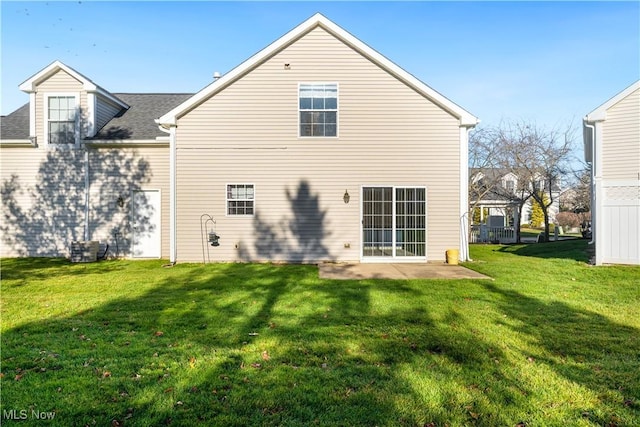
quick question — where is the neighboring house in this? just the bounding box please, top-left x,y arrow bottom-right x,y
583,81 -> 640,265
469,168 -> 561,242
1,13 -> 478,263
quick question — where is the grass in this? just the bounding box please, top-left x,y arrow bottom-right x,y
1,240 -> 639,426
519,227 -> 583,240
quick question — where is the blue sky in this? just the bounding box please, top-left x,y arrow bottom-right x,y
2,1 -> 639,135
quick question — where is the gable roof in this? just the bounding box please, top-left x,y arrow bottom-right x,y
584,80 -> 640,122
19,60 -> 129,110
157,13 -> 478,128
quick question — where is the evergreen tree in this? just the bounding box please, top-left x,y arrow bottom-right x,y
529,192 -> 548,228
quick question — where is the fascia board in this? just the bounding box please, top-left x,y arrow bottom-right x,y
19,60 -> 128,109
585,80 -> 640,123
157,13 -> 478,128
93,90 -> 130,111
89,88 -> 129,110
317,15 -> 478,127
157,14 -> 323,126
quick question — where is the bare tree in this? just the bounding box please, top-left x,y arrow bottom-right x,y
468,126 -> 508,219
496,120 -> 576,242
469,127 -> 512,234
561,164 -> 591,214
469,124 -> 532,243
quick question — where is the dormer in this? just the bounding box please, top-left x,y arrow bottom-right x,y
18,61 -> 129,148
501,171 -> 518,194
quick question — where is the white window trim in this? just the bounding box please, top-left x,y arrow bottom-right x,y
298,82 -> 339,139
225,183 -> 256,217
43,92 -> 81,149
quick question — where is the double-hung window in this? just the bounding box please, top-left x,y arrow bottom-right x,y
505,180 -> 515,193
299,83 -> 337,137
227,184 -> 254,216
47,95 -> 78,145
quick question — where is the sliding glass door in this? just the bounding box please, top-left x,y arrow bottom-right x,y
362,186 -> 426,260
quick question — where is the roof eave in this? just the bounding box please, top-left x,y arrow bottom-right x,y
584,80 -> 640,123
157,13 -> 478,128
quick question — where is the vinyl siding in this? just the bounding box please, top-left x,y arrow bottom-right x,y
0,144 -> 170,258
175,27 -> 461,263
95,95 -> 123,134
596,86 -> 640,265
601,87 -> 640,180
0,146 -> 86,257
87,146 -> 170,259
34,69 -> 88,145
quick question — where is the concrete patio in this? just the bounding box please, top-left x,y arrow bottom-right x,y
318,262 -> 491,280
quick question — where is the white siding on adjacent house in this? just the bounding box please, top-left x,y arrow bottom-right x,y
601,87 -> 640,180
175,27 -> 461,263
593,86 -> 640,265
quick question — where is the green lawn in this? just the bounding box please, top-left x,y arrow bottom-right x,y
1,241 -> 639,426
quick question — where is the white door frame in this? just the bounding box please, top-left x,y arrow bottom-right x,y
131,189 -> 162,258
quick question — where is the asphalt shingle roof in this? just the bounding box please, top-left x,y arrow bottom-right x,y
0,103 -> 30,140
0,93 -> 193,142
91,93 -> 192,140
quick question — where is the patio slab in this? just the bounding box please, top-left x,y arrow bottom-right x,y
318,262 -> 491,280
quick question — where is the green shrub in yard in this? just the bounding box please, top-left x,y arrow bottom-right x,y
1,241 -> 639,426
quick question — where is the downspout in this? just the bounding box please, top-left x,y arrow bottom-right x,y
84,147 -> 90,241
169,126 -> 177,264
157,122 -> 177,265
84,95 -> 97,243
459,126 -> 471,261
583,122 -> 596,245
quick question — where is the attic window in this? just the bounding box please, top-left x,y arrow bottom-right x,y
299,84 -> 337,137
47,95 -> 77,145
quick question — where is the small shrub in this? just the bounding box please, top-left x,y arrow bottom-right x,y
556,211 -> 581,229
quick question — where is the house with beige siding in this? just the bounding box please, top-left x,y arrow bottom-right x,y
583,80 -> 640,265
1,13 -> 478,263
0,61 -> 189,259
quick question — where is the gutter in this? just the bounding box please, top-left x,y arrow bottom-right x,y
84,139 -> 170,148
0,139 -> 34,147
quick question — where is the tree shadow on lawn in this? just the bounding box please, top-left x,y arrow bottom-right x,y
0,258 -> 133,282
5,263 -> 636,425
482,282 -> 640,425
497,239 -> 590,263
